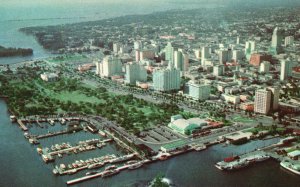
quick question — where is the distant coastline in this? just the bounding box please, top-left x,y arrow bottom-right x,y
0,46 -> 33,58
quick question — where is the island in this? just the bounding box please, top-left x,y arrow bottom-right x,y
0,45 -> 33,57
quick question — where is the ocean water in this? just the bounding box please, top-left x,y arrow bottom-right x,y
0,100 -> 300,187
0,1 -> 218,64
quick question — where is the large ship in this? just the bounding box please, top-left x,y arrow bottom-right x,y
280,160 -> 300,175
216,158 -> 248,171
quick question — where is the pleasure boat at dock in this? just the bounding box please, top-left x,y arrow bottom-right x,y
109,154 -> 135,163
86,171 -> 99,176
88,162 -> 105,169
102,169 -> 120,178
128,162 -> 143,170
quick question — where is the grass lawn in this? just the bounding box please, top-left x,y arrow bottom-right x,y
53,91 -> 104,104
232,116 -> 254,123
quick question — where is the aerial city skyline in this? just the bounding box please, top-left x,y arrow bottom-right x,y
0,0 -> 300,186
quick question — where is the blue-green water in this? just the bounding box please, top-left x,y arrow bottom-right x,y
1,1 -> 300,186
0,1 -> 218,64
1,100 -> 300,187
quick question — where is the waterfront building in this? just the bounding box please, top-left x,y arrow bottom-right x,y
254,89 -> 271,114
186,81 -> 211,101
259,61 -> 270,73
168,115 -> 208,135
125,62 -> 147,85
284,36 -> 294,47
201,46 -> 210,66
280,60 -> 297,81
270,27 -> 284,55
97,56 -> 122,78
153,66 -> 180,92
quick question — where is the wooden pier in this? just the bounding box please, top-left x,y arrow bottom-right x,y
36,130 -> 69,139
17,119 -> 28,131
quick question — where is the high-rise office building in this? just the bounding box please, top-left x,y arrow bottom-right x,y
259,61 -> 270,73
232,50 -> 244,63
270,27 -> 284,55
165,42 -> 174,63
153,67 -> 180,91
125,62 -> 147,85
201,46 -> 210,66
254,89 -> 271,114
187,81 -> 211,101
284,36 -> 294,47
267,87 -> 279,111
113,43 -> 120,54
280,60 -> 297,81
245,41 -> 256,60
213,65 -> 224,76
97,56 -> 122,78
174,49 -> 189,72
219,49 -> 232,64
249,53 -> 272,67
134,41 -> 143,50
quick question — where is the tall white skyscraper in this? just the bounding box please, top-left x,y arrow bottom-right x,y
125,62 -> 147,85
270,27 -> 284,54
280,60 -> 297,81
232,50 -> 244,62
187,81 -> 211,101
254,89 -> 271,114
113,43 -> 120,54
153,67 -> 180,92
174,49 -> 189,72
271,27 -> 283,48
201,46 -> 210,66
165,42 -> 174,63
245,41 -> 256,60
267,87 -> 279,111
97,56 -> 122,78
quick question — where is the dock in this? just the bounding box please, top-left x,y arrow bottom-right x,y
17,119 -> 28,131
36,120 -> 43,128
66,160 -> 149,185
36,130 -> 69,139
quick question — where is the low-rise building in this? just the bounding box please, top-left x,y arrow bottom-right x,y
168,115 -> 208,135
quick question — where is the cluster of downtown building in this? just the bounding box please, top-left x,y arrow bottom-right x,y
93,25 -> 300,115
